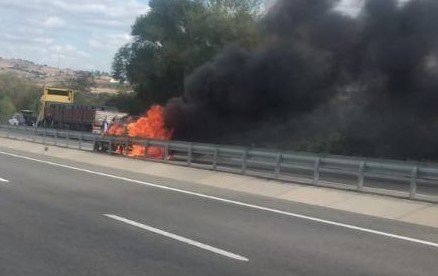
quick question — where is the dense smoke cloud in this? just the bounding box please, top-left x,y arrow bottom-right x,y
166,0 -> 438,160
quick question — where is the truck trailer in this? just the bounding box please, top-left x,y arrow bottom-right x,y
36,86 -> 127,134
42,103 -> 128,133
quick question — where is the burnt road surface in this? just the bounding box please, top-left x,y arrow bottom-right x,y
0,146 -> 437,276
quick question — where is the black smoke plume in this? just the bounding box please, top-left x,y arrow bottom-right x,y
166,0 -> 438,160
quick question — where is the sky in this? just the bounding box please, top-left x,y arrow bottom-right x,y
0,0 -> 149,72
0,0 -> 365,73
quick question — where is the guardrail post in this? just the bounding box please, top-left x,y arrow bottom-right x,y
275,153 -> 282,179
92,135 -> 97,151
66,131 -> 70,148
410,166 -> 419,199
357,161 -> 366,192
187,143 -> 193,166
79,133 -> 83,150
212,148 -> 218,170
19,126 -> 24,141
313,157 -> 321,185
54,130 -> 58,146
165,141 -> 170,162
106,137 -> 112,154
125,136 -> 130,155
143,140 -> 149,159
242,149 -> 248,174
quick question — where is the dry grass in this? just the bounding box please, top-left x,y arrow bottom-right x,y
0,57 -> 117,94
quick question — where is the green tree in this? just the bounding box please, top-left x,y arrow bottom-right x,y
112,45 -> 131,84
112,0 -> 262,109
105,91 -> 145,114
0,95 -> 17,122
0,72 -> 41,113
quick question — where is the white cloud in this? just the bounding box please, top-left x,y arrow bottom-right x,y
32,37 -> 54,44
0,33 -> 21,41
0,0 -> 149,71
89,33 -> 132,49
50,44 -> 90,58
84,18 -> 126,28
43,16 -> 66,28
335,0 -> 412,16
335,0 -> 365,16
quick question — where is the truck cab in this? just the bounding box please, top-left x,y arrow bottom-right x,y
9,110 -> 36,126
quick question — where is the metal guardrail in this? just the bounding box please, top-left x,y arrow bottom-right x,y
0,125 -> 437,203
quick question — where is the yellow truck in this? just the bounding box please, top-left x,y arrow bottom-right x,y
36,86 -> 127,133
36,87 -> 74,126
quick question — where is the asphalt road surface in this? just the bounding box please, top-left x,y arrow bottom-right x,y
0,147 -> 438,276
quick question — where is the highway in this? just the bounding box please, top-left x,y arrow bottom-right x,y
0,147 -> 437,275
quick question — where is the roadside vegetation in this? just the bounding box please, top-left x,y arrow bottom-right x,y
0,73 -> 40,122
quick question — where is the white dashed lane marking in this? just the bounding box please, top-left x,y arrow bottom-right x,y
105,214 -> 249,262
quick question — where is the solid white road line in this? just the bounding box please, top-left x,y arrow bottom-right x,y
1,150 -> 438,249
105,214 -> 249,262
0,177 -> 9,183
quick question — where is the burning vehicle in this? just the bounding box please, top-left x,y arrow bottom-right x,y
93,105 -> 173,159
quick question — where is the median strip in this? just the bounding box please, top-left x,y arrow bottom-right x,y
104,214 -> 249,262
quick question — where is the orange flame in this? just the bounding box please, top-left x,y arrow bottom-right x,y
127,105 -> 173,140
107,124 -> 125,136
107,105 -> 173,159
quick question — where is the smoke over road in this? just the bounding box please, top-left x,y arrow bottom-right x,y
166,0 -> 438,160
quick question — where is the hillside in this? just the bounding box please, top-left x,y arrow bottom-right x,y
0,57 -> 119,94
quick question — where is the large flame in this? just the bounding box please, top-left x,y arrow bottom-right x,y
107,105 -> 173,158
127,105 -> 173,140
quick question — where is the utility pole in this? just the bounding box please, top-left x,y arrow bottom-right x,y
57,52 -> 60,71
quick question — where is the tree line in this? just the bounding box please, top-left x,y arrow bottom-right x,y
111,0 -> 263,108
0,73 -> 41,122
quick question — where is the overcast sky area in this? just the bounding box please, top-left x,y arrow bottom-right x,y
0,0 -> 149,72
0,0 -> 367,72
